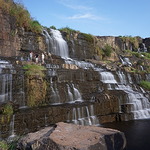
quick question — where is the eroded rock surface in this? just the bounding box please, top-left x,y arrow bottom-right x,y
18,122 -> 126,150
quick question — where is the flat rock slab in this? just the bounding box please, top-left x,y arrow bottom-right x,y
18,122 -> 126,150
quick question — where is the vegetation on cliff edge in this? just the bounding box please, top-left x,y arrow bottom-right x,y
23,64 -> 47,107
59,27 -> 94,43
102,44 -> 113,57
23,64 -> 45,77
140,80 -> 150,90
119,36 -> 141,50
2,103 -> 13,115
0,0 -> 42,33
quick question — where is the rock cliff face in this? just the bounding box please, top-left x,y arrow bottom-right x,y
143,38 -> 150,52
18,122 -> 126,150
0,9 -> 20,56
0,8 -> 46,57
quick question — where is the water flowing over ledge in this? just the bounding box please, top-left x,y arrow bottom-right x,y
0,29 -> 150,140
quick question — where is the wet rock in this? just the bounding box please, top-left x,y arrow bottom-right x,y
18,122 -> 126,150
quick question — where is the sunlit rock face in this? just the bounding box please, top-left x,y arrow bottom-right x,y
0,9 -> 20,56
18,122 -> 126,150
0,8 -> 46,57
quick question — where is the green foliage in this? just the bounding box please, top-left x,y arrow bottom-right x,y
0,0 -> 42,33
23,64 -> 46,77
0,141 -> 8,150
2,103 -> 13,115
29,20 -> 42,33
80,33 -> 94,43
131,51 -> 141,58
141,52 -> 150,59
59,27 -> 79,41
59,26 -> 78,34
50,25 -> 57,30
102,44 -> 112,57
140,80 -> 150,90
0,137 -> 20,150
124,50 -> 149,59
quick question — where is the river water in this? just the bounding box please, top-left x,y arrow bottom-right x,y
103,119 -> 150,150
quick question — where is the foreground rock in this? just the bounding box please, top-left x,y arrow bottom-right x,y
18,122 -> 126,150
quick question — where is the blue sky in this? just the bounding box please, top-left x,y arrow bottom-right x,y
14,0 -> 150,38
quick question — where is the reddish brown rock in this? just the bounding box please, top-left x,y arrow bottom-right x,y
18,122 -> 126,150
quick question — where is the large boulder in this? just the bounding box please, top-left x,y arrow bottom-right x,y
18,122 -> 126,150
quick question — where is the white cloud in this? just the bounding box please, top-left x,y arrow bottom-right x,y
64,4 -> 93,11
67,13 -> 104,20
57,0 -> 93,11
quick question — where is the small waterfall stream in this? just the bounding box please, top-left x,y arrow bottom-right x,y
8,114 -> 16,141
72,84 -> 82,102
67,84 -> 74,102
69,105 -> 99,126
50,78 -> 61,104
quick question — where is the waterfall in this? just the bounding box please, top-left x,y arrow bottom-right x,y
67,84 -> 74,102
65,58 -> 94,69
8,115 -> 16,141
0,60 -> 13,103
142,43 -> 147,52
43,29 -> 53,53
94,62 -> 150,120
72,108 -> 78,124
67,84 -> 83,103
69,105 -> 99,126
85,106 -> 92,125
50,79 -> 60,104
99,68 -> 150,120
72,84 -> 82,102
127,73 -> 133,83
43,29 -> 69,58
44,114 -> 48,127
90,105 -> 99,125
119,56 -> 132,66
117,71 -> 127,84
100,71 -> 117,84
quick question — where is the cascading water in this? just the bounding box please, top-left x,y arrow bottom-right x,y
119,56 -> 132,66
142,43 -> 147,52
100,71 -> 117,84
67,84 -> 74,102
69,105 -> 99,126
44,114 -> 48,127
49,77 -> 61,104
72,84 -> 82,102
65,58 -> 94,69
43,29 -> 69,58
8,114 -> 16,141
0,60 -> 13,103
66,84 -> 83,103
99,68 -> 150,119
